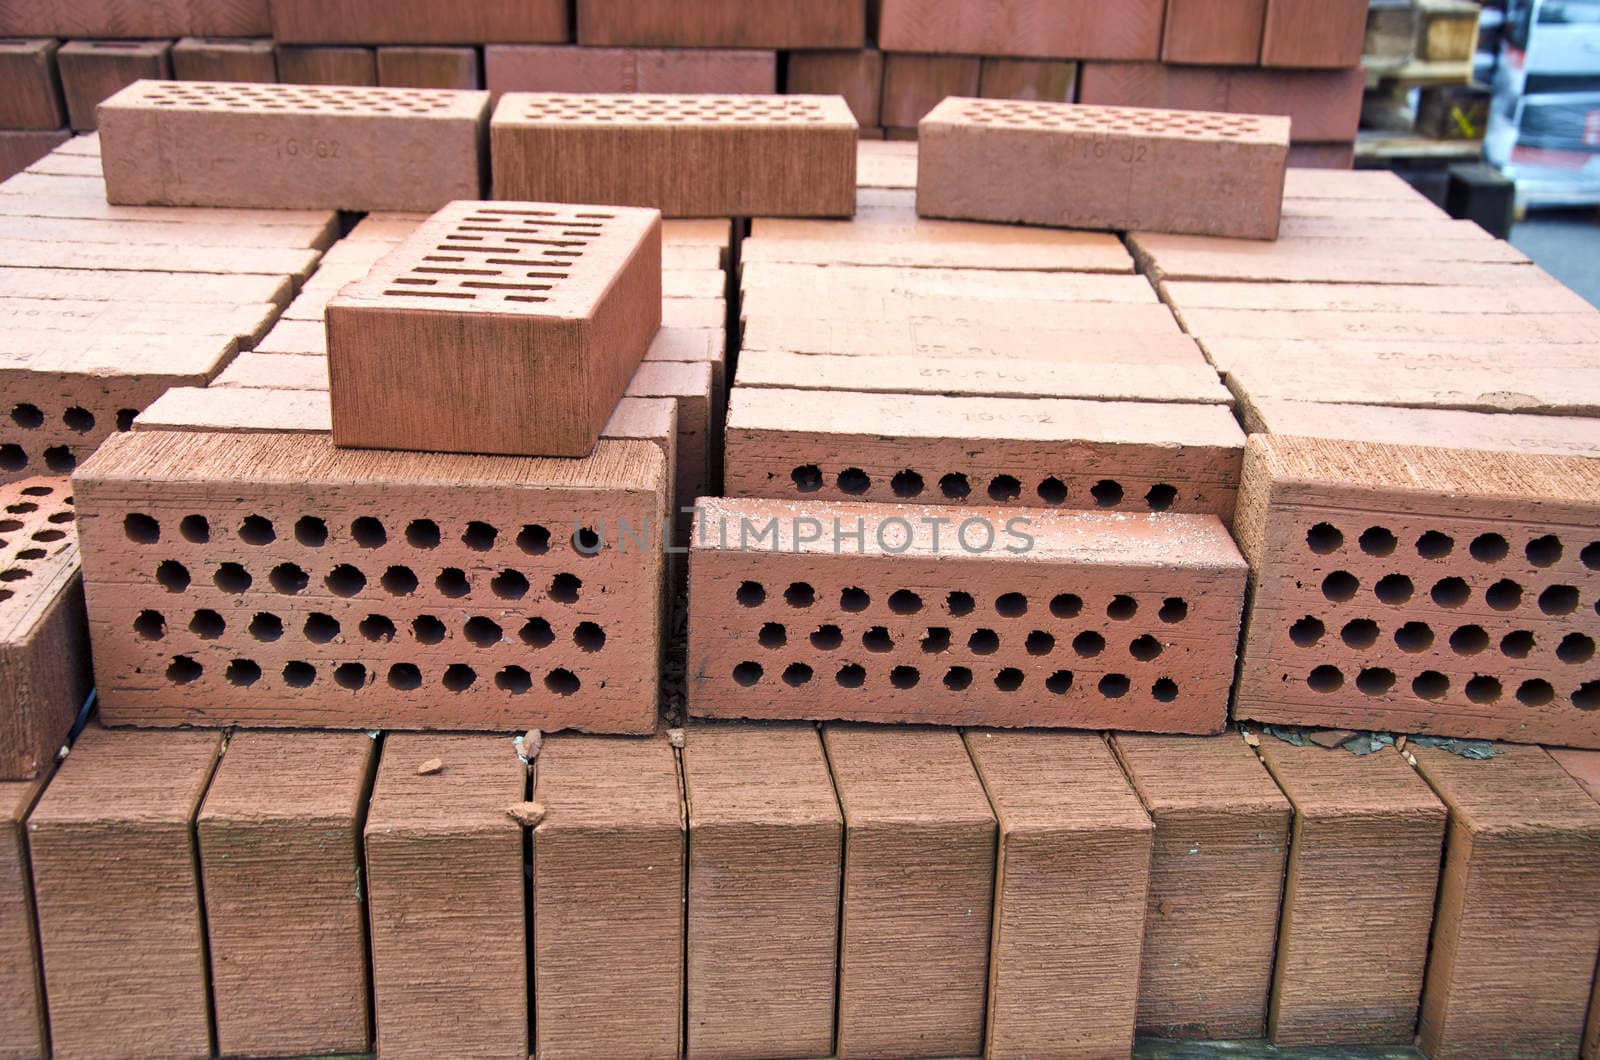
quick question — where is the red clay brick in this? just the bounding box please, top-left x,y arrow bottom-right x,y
1410,744 -> 1600,1059
1183,306 -> 1600,344
1079,61 -> 1365,142
1163,277 -> 1595,316
689,496 -> 1246,729
741,260 -> 1157,303
28,725 -> 223,1059
0,130 -> 69,184
275,44 -> 376,85
1111,731 -> 1291,1039
1131,234 -> 1538,286
745,289 -> 1183,339
880,53 -> 978,127
627,359 -> 714,526
377,46 -> 480,89
1162,0 -> 1266,64
0,234 -> 320,278
878,0 -> 1163,59
787,49 -> 883,126
326,200 -> 660,458
1237,398 -> 1600,460
0,39 -> 65,129
56,39 -> 171,131
171,36 -> 276,82
1287,141 -> 1356,168
272,0 -> 566,43
0,768 -> 48,1059
74,429 -> 667,733
533,734 -> 683,1058
978,57 -> 1076,101
1235,436 -> 1600,746
681,721 -> 840,1059
100,81 -> 489,211
492,93 -> 857,218
1262,0 -> 1368,68
0,478 -> 89,780
578,0 -> 862,48
0,213 -> 335,250
0,0 -> 268,37
918,98 -> 1289,240
133,384 -> 335,434
484,45 -> 777,99
967,729 -> 1151,1056
1256,738 -> 1446,1046
1549,748 -> 1600,1060
364,732 -> 527,1059
198,730 -> 376,1058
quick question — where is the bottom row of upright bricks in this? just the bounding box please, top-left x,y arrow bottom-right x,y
4,720 -> 1600,1059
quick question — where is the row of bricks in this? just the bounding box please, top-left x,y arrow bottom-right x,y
4,723 -> 1599,1059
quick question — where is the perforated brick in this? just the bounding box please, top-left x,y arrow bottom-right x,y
492,93 -> 857,218
788,49 -> 882,126
533,734 -> 683,1059
327,199 -> 661,457
967,729 -> 1152,1057
878,0 -> 1164,60
1411,744 -> 1600,1059
0,0 -> 268,37
1079,61 -> 1365,143
1162,0 -> 1267,64
0,477 -> 89,780
271,0 -> 567,44
57,39 -> 171,131
199,730 -> 375,1057
0,39 -> 65,129
689,497 -> 1246,729
576,0 -> 862,48
1257,738 -> 1445,1047
1235,436 -> 1600,747
919,98 -> 1288,240
274,44 -> 376,85
27,725 -> 223,1060
0,768 -> 48,1058
723,387 -> 1245,520
171,36 -> 277,82
74,429 -> 667,733
365,732 -> 526,1059
99,80 -> 489,211
485,45 -> 777,98
1110,731 -> 1291,1040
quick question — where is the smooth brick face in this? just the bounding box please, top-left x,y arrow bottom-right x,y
1411,745 -> 1600,1059
1239,400 -> 1600,461
365,732 -> 526,1059
485,45 -> 776,98
1262,0 -> 1368,67
918,98 -> 1289,240
0,478 -> 89,781
533,735 -> 683,1059
100,80 -> 488,211
492,93 -> 857,218
74,430 -> 666,733
1234,436 -> 1600,747
1257,739 -> 1446,1046
823,724 -> 994,1058
0,39 -> 65,129
681,722 -> 840,1060
978,57 -> 1076,102
28,726 -> 223,1060
1288,141 -> 1355,168
1549,749 -> 1600,1060
377,46 -> 480,89
275,44 -> 376,85
1163,0 -> 1266,63
326,200 -> 662,458
689,497 -> 1247,730
0,770 -> 48,1058
878,0 -> 1163,59
881,53 -> 978,127
0,0 -> 269,37
577,0 -> 863,48
0,130 -> 70,183
171,36 -> 276,82
1111,732 -> 1291,1039
272,0 -> 567,43
787,49 -> 883,126
967,729 -> 1152,1057
199,731 -> 375,1057
1080,62 -> 1365,143
57,40 -> 171,131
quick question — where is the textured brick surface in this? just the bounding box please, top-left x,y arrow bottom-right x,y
100,80 -> 489,211
272,0 -> 567,43
967,729 -> 1152,1057
1080,62 -> 1365,143
681,721 -> 840,1060
918,98 -> 1289,240
1262,0 -> 1369,67
275,44 -> 376,85
1237,399 -> 1600,460
28,725 -> 223,1060
326,200 -> 661,457
1163,0 -> 1266,64
171,36 -> 276,82
492,93 -> 857,218
742,260 -> 1155,302
199,730 -> 375,1058
1256,738 -> 1445,1046
1112,732 -> 1291,1039
576,0 -> 863,49
823,724 -> 994,1058
0,0 -> 269,37
787,49 -> 883,126
690,497 -> 1246,730
57,39 -> 171,131
881,53 -> 978,127
0,768 -> 48,1059
377,46 -> 480,89
365,732 -> 526,1059
1163,277 -> 1595,316
0,38 -> 65,129
0,130 -> 69,184
978,57 -> 1076,102
75,430 -> 666,733
485,45 -> 777,98
1235,436 -> 1600,747
1287,141 -> 1356,168
627,359 -> 713,532
878,0 -> 1164,60
1549,748 -> 1600,1060
1411,744 -> 1600,1059
0,477 -> 89,780
533,734 -> 683,1059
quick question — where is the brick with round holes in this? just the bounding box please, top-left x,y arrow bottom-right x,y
688,496 -> 1246,730
72,429 -> 667,733
1234,435 -> 1600,748
326,199 -> 662,457
98,79 -> 490,211
917,98 -> 1289,241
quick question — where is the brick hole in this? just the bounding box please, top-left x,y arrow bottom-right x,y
0,589 -> 13,603
1538,585 -> 1580,616
995,668 -> 1024,691
570,526 -> 600,555
1575,682 -> 1600,710
5,502 -> 35,515
1045,670 -> 1074,695
1099,673 -> 1130,698
783,663 -> 814,687
1558,632 -> 1595,664
791,465 -> 824,492
1322,571 -> 1360,602
1145,484 -> 1178,511
497,666 -> 533,694
304,613 -> 341,644
334,663 -> 367,691
913,627 -> 949,654
1526,535 -> 1563,568
18,486 -> 51,498
890,589 -> 924,615
1037,477 -> 1068,505
463,616 -> 503,647
492,569 -> 530,600
891,470 -> 924,498
226,659 -> 261,687
434,568 -> 470,598
167,656 -> 202,685
1517,679 -> 1556,707
1415,530 -> 1454,559
9,403 -> 43,429
170,514 -> 208,545
1582,542 -> 1600,570
733,661 -> 763,686
388,663 -> 422,690
968,629 -> 999,655
840,586 -> 870,613
1449,625 -> 1489,655
462,521 -> 498,551
45,447 -> 77,473
1486,579 -> 1523,611
0,519 -> 19,534
270,562 -> 309,594
382,565 -> 418,595
1374,574 -> 1414,605
811,624 -> 843,650
189,609 -> 225,639
1160,597 -> 1191,624
133,610 -> 165,640
1340,619 -> 1379,649
1129,634 -> 1163,661
1470,532 -> 1509,563
124,513 -> 160,544
360,614 -> 397,642
1465,675 -> 1502,703
938,590 -> 974,618
1152,677 -> 1179,702
0,567 -> 30,584
351,516 -> 386,548
1356,667 -> 1396,695
1091,480 -> 1124,508
1501,630 -> 1536,658
939,473 -> 971,499
733,580 -> 767,607
1307,665 -> 1344,693
1107,595 -> 1138,620
409,519 -> 443,549
47,511 -> 73,525
325,564 -> 365,597
758,622 -> 787,649
1306,522 -> 1343,554
1025,630 -> 1055,656
31,529 -> 65,543
156,560 -> 191,593
248,613 -> 283,641
518,617 -> 553,648
837,468 -> 870,495
994,592 -> 1027,617
1359,526 -> 1397,557
1289,616 -> 1324,647
1073,631 -> 1105,657
115,409 -> 136,431
443,664 -> 477,691
0,447 -> 25,472
14,549 -> 43,563
1049,593 -> 1083,619
837,663 -> 867,688
863,627 -> 895,653
1413,671 -> 1450,699
786,582 -> 816,608
988,475 -> 1021,502
889,665 -> 920,689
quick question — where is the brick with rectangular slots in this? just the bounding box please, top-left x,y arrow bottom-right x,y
271,0 -> 568,43
689,497 -> 1246,730
576,0 -> 863,48
27,725 -> 223,1059
918,98 -> 1289,240
99,80 -> 489,211
878,0 -> 1164,59
172,37 -> 277,82
533,734 -> 683,1059
1548,748 -> 1600,1060
1163,0 -> 1267,64
723,387 -> 1245,520
492,93 -> 857,218
73,429 -> 667,733
682,722 -> 840,1059
823,724 -> 994,1058
0,39 -> 65,129
0,477 -> 89,780
57,40 -> 171,131
1111,731 -> 1291,1040
967,729 -> 1152,1057
326,199 -> 661,457
1234,436 -> 1600,747
1256,738 -> 1446,1047
199,730 -> 376,1058
0,767 -> 49,1058
365,732 -> 527,1058
1410,744 -> 1600,1059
